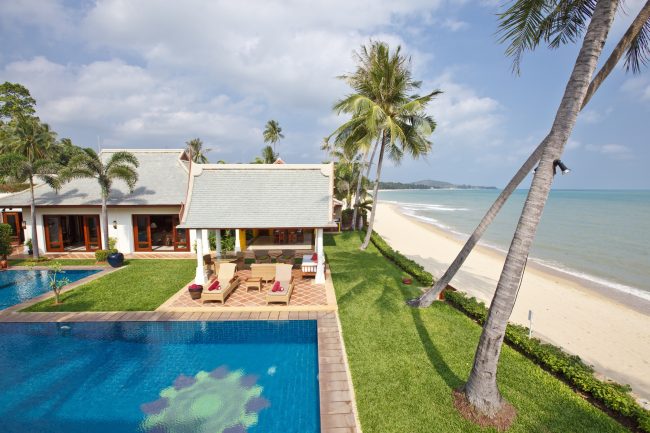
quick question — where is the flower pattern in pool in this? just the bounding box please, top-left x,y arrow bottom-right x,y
0,269 -> 100,310
0,320 -> 320,433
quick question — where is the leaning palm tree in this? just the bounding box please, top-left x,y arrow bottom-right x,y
185,138 -> 210,163
263,120 -> 284,152
61,149 -> 139,250
332,42 -> 440,250
0,116 -> 58,258
0,154 -> 62,259
458,0 -> 619,421
413,0 -> 650,306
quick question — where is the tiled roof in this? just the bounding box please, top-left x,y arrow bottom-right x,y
179,163 -> 335,229
0,149 -> 189,207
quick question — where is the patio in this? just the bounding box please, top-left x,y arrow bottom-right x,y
159,268 -> 337,312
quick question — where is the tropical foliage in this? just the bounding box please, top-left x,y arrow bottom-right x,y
251,145 -> 278,164
262,120 -> 284,152
330,41 -> 439,249
186,137 -> 210,163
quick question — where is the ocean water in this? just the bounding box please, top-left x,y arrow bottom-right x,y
379,189 -> 650,301
0,269 -> 100,310
0,320 -> 320,433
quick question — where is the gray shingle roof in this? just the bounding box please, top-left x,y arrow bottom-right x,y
179,164 -> 335,229
0,149 -> 189,207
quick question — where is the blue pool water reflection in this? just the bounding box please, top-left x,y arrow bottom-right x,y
0,269 -> 100,310
0,320 -> 320,433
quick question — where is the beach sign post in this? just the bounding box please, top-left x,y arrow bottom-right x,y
528,310 -> 533,338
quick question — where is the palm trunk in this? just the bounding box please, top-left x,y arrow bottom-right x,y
360,132 -> 387,250
29,178 -> 39,259
101,195 -> 109,250
463,0 -> 618,417
353,137 -> 381,231
413,1 -> 649,307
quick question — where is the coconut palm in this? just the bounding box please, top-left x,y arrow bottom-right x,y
330,146 -> 365,209
252,145 -> 278,164
263,120 -> 284,152
0,116 -> 58,258
332,42 -> 440,250
60,149 -> 139,251
185,138 -> 210,163
413,0 -> 650,307
459,0 -> 619,420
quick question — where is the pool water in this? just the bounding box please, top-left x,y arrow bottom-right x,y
0,320 -> 320,433
0,269 -> 100,310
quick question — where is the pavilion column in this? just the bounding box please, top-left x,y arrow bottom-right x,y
202,229 -> 210,253
215,229 -> 222,258
235,229 -> 241,253
315,228 -> 325,283
195,228 -> 206,285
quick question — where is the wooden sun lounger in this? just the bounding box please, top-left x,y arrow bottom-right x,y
266,264 -> 295,305
202,263 -> 239,304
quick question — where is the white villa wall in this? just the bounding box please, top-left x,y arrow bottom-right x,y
20,206 -> 194,255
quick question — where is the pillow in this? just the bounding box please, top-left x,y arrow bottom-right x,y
272,281 -> 283,292
311,253 -> 318,262
208,279 -> 221,291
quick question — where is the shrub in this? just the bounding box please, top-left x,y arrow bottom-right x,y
445,290 -> 650,432
0,223 -> 13,259
94,250 -> 109,262
367,230 -> 434,286
108,237 -> 118,253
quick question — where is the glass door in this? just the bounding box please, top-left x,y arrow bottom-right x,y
83,215 -> 101,251
132,215 -> 152,251
2,212 -> 22,244
44,216 -> 64,252
172,216 -> 189,251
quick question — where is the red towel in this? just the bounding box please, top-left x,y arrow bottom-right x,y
272,281 -> 283,292
208,280 -> 221,291
311,253 -> 317,262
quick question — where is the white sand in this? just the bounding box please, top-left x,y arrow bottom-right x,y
374,203 -> 650,402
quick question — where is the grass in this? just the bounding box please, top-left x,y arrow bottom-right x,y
22,259 -> 195,312
9,258 -> 101,266
324,232 -> 627,433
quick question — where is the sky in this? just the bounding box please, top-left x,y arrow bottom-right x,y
1,0 -> 648,189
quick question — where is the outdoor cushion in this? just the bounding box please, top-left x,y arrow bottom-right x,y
311,253 -> 318,261
272,281 -> 283,292
208,280 -> 221,291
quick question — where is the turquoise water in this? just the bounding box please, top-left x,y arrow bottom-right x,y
379,189 -> 650,299
0,269 -> 100,310
0,320 -> 320,433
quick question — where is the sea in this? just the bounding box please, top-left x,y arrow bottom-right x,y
379,189 -> 650,302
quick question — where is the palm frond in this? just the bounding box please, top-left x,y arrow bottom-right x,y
625,17 -> 650,73
107,165 -> 138,193
105,151 -> 139,171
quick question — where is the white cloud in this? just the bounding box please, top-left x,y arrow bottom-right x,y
442,18 -> 469,31
585,143 -> 633,159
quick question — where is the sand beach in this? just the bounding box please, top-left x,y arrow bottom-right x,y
374,202 -> 650,403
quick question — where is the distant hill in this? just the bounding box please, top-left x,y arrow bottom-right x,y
378,180 -> 497,190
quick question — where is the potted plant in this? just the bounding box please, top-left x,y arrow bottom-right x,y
0,223 -> 12,269
188,284 -> 203,300
25,238 -> 33,255
106,237 -> 124,268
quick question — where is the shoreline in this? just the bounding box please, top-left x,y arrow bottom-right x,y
392,203 -> 650,315
374,202 -> 650,403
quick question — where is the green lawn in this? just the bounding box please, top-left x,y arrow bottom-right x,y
9,258 -> 100,266
324,232 -> 627,433
22,259 -> 195,312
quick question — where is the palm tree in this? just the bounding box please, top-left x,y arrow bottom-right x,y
330,146 -> 364,209
61,149 -> 139,250
185,138 -> 210,163
413,0 -> 650,307
332,42 -> 440,250
263,120 -> 284,152
460,0 -> 619,419
0,115 -> 58,258
251,145 -> 278,164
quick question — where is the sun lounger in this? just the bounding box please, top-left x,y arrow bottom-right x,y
301,253 -> 317,277
266,264 -> 294,305
202,263 -> 239,304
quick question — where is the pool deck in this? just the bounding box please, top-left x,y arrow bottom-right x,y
0,299 -> 360,433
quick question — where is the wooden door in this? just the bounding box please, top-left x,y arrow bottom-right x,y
83,215 -> 101,251
172,216 -> 189,251
43,216 -> 64,252
132,215 -> 152,251
2,212 -> 22,244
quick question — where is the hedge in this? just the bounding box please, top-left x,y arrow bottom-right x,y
367,230 -> 650,432
367,230 -> 433,286
445,290 -> 650,433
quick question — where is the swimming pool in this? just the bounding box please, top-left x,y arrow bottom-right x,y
0,269 -> 100,310
0,320 -> 320,433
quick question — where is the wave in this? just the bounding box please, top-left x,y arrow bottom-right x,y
392,203 -> 650,303
384,200 -> 469,212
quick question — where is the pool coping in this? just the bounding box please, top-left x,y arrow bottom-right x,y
0,309 -> 361,433
0,266 -> 122,314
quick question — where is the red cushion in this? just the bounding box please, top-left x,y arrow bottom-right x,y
272,281 -> 282,292
311,253 -> 317,261
208,280 -> 221,291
